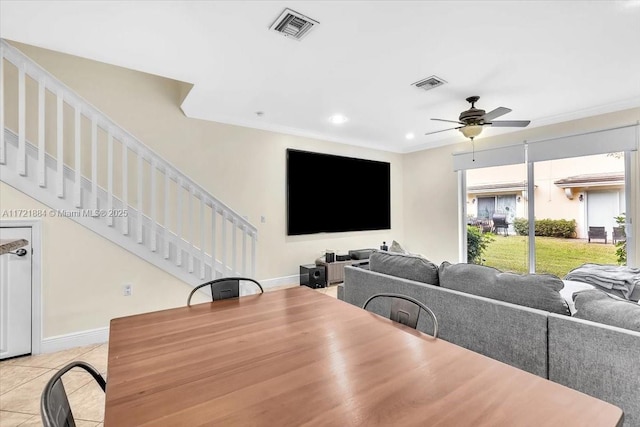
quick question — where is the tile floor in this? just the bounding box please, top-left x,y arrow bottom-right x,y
0,344 -> 107,426
0,283 -> 338,426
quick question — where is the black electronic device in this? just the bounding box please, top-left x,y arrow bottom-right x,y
287,149 -> 391,235
300,264 -> 326,289
325,251 -> 335,263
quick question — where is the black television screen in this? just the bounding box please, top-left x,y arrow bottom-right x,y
287,149 -> 391,235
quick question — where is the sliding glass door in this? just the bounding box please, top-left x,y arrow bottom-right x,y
457,124 -> 636,273
466,164 -> 529,273
533,153 -> 625,276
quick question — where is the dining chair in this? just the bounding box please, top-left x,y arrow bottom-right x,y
362,293 -> 439,338
41,361 -> 106,427
187,277 -> 264,306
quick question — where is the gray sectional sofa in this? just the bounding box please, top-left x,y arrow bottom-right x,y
338,251 -> 640,426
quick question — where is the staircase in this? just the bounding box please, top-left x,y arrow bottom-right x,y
0,40 -> 257,286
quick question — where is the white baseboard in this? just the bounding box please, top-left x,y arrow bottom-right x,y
36,275 -> 299,355
40,327 -> 109,354
260,274 -> 299,289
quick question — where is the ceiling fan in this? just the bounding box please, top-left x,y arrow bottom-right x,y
426,96 -> 531,141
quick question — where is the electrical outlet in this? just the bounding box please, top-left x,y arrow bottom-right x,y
261,215 -> 266,223
123,284 -> 132,296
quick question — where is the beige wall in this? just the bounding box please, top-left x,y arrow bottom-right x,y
0,182 -> 212,337
5,41 -> 404,280
1,42 -> 403,338
402,144 -> 460,263
403,107 -> 640,265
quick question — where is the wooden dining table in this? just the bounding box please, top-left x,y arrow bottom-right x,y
105,286 -> 623,426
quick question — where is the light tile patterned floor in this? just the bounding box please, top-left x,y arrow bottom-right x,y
0,343 -> 106,426
0,283 -> 339,426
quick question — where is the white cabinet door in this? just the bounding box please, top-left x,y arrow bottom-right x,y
0,227 -> 32,359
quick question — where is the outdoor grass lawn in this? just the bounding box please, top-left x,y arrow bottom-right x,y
482,235 -> 619,278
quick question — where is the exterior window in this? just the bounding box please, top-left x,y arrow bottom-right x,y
533,153 -> 624,276
465,152 -> 627,276
466,164 -> 528,272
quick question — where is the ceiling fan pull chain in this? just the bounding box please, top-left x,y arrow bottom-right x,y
472,138 -> 475,162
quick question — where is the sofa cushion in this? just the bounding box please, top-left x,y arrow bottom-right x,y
369,250 -> 439,285
438,262 -> 570,315
573,289 -> 640,332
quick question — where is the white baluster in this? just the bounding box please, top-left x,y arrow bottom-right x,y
242,225 -> 247,276
188,186 -> 194,273
199,195 -> 206,279
91,117 -> 98,210
164,168 -> 170,259
251,232 -> 256,278
211,203 -> 217,279
56,90 -> 64,198
38,78 -> 46,187
17,63 -> 26,176
0,47 -> 5,164
176,177 -> 183,266
150,159 -> 157,252
74,106 -> 82,207
106,132 -> 114,226
221,211 -> 227,276
137,152 -> 143,244
121,141 -> 129,235
232,218 -> 237,275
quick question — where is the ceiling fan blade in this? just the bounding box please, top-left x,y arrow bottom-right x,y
488,120 -> 531,128
424,126 -> 463,136
431,118 -> 464,125
482,107 -> 512,122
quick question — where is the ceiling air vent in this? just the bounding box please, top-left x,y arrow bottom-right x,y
269,8 -> 319,41
411,75 -> 447,91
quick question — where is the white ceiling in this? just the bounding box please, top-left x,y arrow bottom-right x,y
2,1 -> 640,153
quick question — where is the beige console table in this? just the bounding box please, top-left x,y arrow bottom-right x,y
317,259 -> 368,284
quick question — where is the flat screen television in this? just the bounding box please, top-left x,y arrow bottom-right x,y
287,149 -> 391,235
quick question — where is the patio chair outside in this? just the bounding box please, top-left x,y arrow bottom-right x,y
588,226 -> 607,244
613,226 -> 626,245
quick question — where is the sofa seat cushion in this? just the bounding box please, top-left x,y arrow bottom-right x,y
573,289 -> 640,332
439,262 -> 570,315
369,250 -> 439,285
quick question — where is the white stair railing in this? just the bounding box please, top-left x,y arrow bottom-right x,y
0,39 -> 257,285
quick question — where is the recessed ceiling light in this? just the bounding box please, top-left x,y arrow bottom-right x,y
405,133 -> 415,140
329,114 -> 348,125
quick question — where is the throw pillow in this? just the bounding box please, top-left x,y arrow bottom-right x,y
389,240 -> 409,254
559,280 -> 595,315
438,262 -> 570,315
573,289 -> 640,332
369,250 -> 439,285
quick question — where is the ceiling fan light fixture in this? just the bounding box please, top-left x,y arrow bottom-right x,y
460,125 -> 483,139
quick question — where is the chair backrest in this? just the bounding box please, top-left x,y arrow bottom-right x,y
362,293 -> 438,338
589,226 -> 606,235
41,361 -> 106,427
187,277 -> 264,306
613,227 -> 626,240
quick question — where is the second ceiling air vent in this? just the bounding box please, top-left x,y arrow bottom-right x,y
269,8 -> 319,41
411,75 -> 447,91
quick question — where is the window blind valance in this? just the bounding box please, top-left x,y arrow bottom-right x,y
526,124 -> 638,162
452,124 -> 638,171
